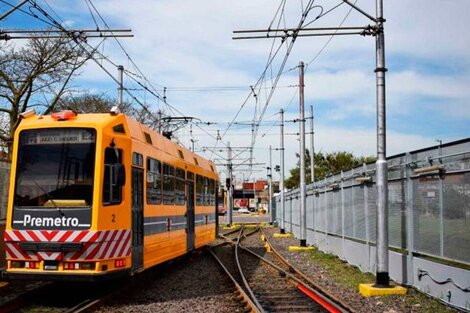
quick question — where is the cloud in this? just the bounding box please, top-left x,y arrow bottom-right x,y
5,0 -> 469,179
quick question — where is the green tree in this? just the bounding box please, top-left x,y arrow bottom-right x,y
284,149 -> 375,189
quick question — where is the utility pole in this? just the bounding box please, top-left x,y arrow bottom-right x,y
157,110 -> 163,134
233,0 -> 394,289
279,109 -> 286,234
117,65 -> 124,112
268,145 -> 273,224
299,62 -> 307,247
310,105 -> 315,184
227,142 -> 233,226
375,0 -> 389,287
253,176 -> 257,211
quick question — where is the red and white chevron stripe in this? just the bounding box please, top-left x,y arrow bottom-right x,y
5,242 -> 38,260
4,229 -> 131,261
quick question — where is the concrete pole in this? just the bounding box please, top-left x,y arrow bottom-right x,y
269,145 -> 273,224
310,105 -> 315,184
375,0 -> 389,287
227,142 -> 233,226
299,61 -> 307,247
117,65 -> 124,112
280,109 -> 286,234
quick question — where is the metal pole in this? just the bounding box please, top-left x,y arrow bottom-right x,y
269,145 -> 273,224
253,177 -> 257,212
227,142 -> 233,226
190,124 -> 194,152
310,105 -> 315,183
280,109 -> 286,234
117,65 -> 124,112
375,0 -> 389,287
405,152 -> 415,285
299,61 -> 307,247
157,110 -> 163,134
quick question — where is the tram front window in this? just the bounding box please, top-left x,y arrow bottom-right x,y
14,128 -> 96,207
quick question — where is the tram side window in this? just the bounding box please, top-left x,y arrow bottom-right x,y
209,179 -> 216,205
163,164 -> 175,205
175,168 -> 185,205
103,147 -> 123,204
147,158 -> 162,204
196,175 -> 204,205
203,177 -> 210,206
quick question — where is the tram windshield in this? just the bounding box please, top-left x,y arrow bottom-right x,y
14,128 -> 96,207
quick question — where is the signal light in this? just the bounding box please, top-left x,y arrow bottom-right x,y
63,262 -> 79,270
51,110 -> 77,121
115,259 -> 126,268
63,262 -> 95,270
25,261 -> 38,269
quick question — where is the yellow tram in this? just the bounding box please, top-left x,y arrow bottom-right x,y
4,110 -> 218,280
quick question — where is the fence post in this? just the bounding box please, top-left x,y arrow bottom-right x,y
438,148 -> 445,257
312,183 -> 315,242
352,170 -> 356,238
325,178 -> 329,244
289,196 -> 293,233
341,171 -> 345,256
363,163 -> 371,271
405,152 -> 415,285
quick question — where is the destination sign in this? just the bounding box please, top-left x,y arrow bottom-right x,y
21,129 -> 95,145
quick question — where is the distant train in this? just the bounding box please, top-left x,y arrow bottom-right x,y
4,109 -> 218,280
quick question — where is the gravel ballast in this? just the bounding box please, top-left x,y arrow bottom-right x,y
95,252 -> 245,313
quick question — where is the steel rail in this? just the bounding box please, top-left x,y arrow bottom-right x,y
260,228 -> 357,313
234,226 -> 264,312
208,248 -> 260,313
223,230 -> 351,313
212,224 -> 260,249
0,282 -> 52,313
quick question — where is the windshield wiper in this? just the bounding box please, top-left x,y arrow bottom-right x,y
31,180 -> 65,217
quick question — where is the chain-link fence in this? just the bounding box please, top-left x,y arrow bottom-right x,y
275,139 -> 470,310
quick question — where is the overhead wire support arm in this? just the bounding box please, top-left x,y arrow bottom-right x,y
0,29 -> 132,33
0,28 -> 133,40
233,26 -> 368,33
233,26 -> 375,40
233,31 -> 369,40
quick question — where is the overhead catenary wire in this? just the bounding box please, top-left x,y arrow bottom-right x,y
19,0 -> 223,153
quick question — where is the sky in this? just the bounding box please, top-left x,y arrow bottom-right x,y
2,0 -> 469,181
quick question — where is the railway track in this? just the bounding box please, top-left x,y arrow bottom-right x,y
0,279 -> 126,313
211,225 -> 352,313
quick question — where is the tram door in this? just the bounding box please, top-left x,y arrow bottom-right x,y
131,167 -> 144,271
186,172 -> 195,251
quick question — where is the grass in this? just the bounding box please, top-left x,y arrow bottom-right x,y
303,248 -> 460,312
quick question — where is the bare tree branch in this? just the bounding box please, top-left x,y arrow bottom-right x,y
0,35 -> 88,156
